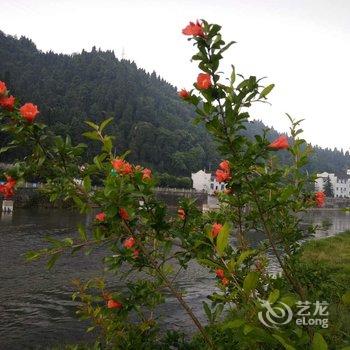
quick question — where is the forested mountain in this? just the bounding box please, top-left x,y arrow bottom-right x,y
0,31 -> 349,178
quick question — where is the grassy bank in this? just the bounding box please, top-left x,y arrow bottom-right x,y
293,231 -> 350,347
300,231 -> 350,286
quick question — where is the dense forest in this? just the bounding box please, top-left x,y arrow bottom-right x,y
1,31 -> 349,180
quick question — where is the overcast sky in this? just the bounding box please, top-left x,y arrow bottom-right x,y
2,0 -> 350,151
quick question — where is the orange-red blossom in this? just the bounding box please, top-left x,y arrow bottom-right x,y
20,103 -> 39,123
215,160 -> 231,183
182,21 -> 204,37
211,223 -> 222,238
123,237 -> 135,249
107,299 -> 123,309
111,158 -> 133,175
0,176 -> 16,199
268,135 -> 289,150
197,73 -> 212,90
178,208 -> 186,220
178,89 -> 190,99
315,191 -> 325,208
95,212 -> 106,222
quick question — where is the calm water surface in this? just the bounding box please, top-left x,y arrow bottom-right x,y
1,208 -> 350,349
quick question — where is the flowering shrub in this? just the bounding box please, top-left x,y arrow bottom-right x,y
1,20 -> 347,349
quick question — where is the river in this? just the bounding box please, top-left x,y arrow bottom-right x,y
1,208 -> 350,349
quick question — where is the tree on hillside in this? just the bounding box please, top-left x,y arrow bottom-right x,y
323,176 -> 334,197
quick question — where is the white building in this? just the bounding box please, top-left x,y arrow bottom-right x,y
315,171 -> 350,198
191,170 -> 226,195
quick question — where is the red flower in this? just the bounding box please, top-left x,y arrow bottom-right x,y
95,212 -> 106,222
211,223 -> 222,238
123,237 -> 135,249
142,168 -> 152,181
219,160 -> 230,172
107,299 -> 123,309
196,73 -> 212,90
315,191 -> 325,208
268,135 -> 289,150
221,277 -> 229,286
178,89 -> 190,99
215,268 -> 225,279
182,21 -> 204,37
111,158 -> 133,175
215,169 -> 231,183
119,207 -> 129,220
178,208 -> 186,220
0,176 -> 16,199
133,249 -> 140,258
215,160 -> 231,183
0,95 -> 15,110
0,81 -> 7,96
20,103 -> 39,123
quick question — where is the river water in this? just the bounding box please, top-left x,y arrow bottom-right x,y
1,208 -> 350,349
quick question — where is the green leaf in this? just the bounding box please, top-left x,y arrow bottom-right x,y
102,136 -> 113,153
341,291 -> 350,305
99,117 -> 113,132
243,271 -> 259,294
203,301 -> 212,322
82,131 -> 100,141
312,333 -> 328,350
272,334 -> 296,350
0,145 -> 16,154
230,65 -> 236,85
83,176 -> 91,192
237,249 -> 255,265
260,84 -> 275,98
222,318 -> 244,329
216,222 -> 231,256
47,253 -> 61,270
268,289 -> 280,304
197,259 -> 222,270
25,251 -> 41,261
85,121 -> 99,130
78,223 -> 87,241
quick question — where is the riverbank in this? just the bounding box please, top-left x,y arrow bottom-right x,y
294,231 -> 350,347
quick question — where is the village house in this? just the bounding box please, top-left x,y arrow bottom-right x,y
315,170 -> 350,198
191,170 -> 226,195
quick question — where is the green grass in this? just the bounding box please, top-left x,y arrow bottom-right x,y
295,231 -> 350,347
300,231 -> 350,284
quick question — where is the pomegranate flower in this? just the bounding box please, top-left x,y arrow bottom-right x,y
178,89 -> 190,99
123,237 -> 136,249
95,212 -> 106,222
111,158 -> 133,175
268,135 -> 289,150
107,299 -> 123,309
315,191 -> 326,208
221,277 -> 229,286
20,103 -> 39,123
0,81 -> 7,96
182,21 -> 204,37
0,176 -> 16,199
196,73 -> 212,90
177,208 -> 186,220
0,95 -> 15,110
215,160 -> 231,183
142,168 -> 152,181
119,207 -> 129,221
215,269 -> 225,279
211,223 -> 222,238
